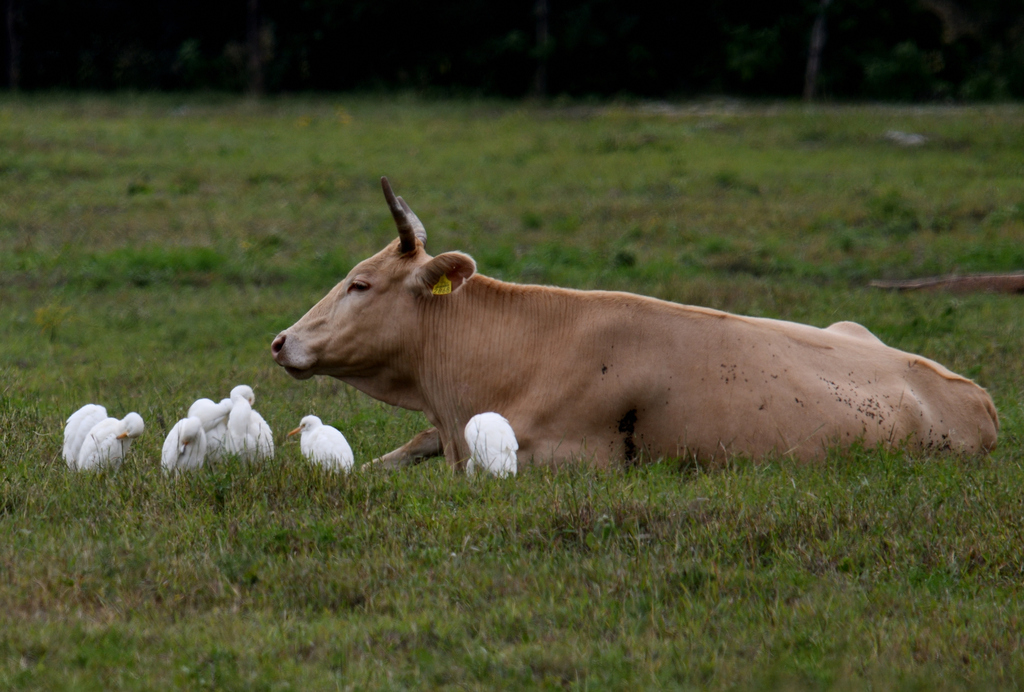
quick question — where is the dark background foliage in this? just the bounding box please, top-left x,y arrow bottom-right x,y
2,0 -> 1023,99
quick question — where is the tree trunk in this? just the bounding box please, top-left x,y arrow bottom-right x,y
803,0 -> 832,101
246,0 -> 263,96
532,0 -> 549,97
7,0 -> 20,91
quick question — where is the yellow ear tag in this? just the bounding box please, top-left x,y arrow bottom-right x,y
432,274 -> 452,295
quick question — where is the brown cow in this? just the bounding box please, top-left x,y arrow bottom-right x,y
271,178 -> 999,469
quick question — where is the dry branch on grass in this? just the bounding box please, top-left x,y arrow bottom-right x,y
869,272 -> 1024,294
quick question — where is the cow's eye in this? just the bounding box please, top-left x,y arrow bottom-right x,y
348,280 -> 370,293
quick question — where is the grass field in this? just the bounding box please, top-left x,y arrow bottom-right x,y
1,94 -> 1024,690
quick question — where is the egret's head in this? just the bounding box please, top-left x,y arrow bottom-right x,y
230,385 -> 255,406
288,414 -> 323,438
118,412 -> 145,439
180,416 -> 204,444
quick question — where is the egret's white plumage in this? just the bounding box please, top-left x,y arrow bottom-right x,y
161,416 -> 207,473
63,404 -> 108,467
226,385 -> 274,461
464,412 -> 518,478
288,415 -> 354,472
249,409 -> 274,459
74,412 -> 145,471
226,396 -> 254,457
188,397 -> 233,458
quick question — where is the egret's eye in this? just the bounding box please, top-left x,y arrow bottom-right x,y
348,280 -> 370,293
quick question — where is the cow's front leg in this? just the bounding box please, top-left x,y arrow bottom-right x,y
368,428 -> 444,469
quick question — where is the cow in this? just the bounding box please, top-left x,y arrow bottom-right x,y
271,178 -> 999,469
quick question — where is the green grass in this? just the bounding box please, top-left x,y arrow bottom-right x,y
1,94 -> 1023,689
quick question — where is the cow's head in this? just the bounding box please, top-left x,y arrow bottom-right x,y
271,177 -> 476,382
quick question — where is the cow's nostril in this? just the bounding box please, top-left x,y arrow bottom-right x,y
271,333 -> 286,357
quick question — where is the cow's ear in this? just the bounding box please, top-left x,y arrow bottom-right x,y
414,252 -> 476,296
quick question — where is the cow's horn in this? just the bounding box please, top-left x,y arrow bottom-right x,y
381,177 -> 426,253
398,196 -> 427,245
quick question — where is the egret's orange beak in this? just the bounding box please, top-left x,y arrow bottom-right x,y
287,427 -> 302,437
116,432 -> 129,439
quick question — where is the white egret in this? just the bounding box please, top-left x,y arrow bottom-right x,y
288,415 -> 354,472
161,416 -> 207,473
63,404 -> 107,467
74,412 -> 145,471
188,397 -> 232,458
226,385 -> 274,461
464,412 -> 518,478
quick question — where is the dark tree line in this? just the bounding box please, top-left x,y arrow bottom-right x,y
2,0 -> 1023,99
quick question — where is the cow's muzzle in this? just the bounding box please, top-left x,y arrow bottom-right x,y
271,331 -> 316,379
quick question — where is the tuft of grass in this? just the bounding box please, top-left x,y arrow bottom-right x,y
32,302 -> 72,342
867,188 -> 920,237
